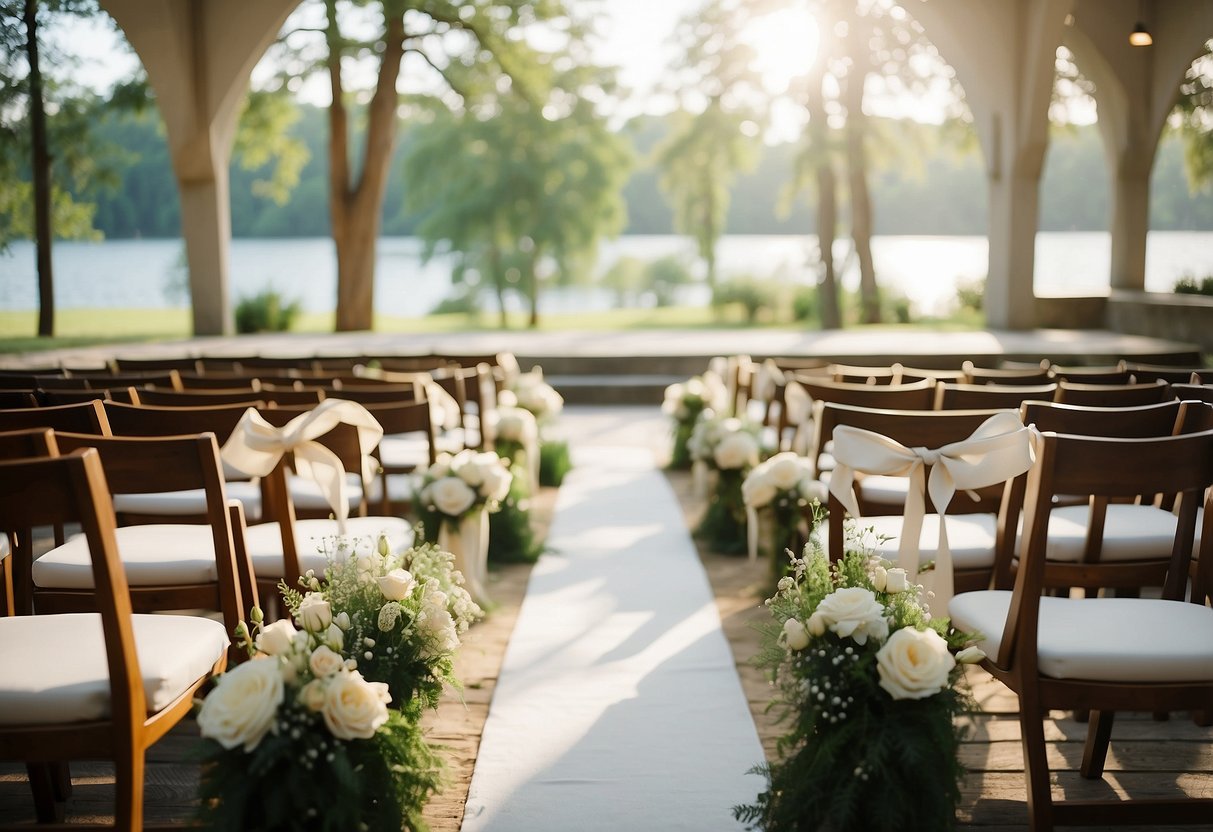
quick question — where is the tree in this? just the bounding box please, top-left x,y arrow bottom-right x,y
1173,39 -> 1213,193
656,0 -> 761,289
272,0 -> 575,331
402,63 -> 633,328
1,0 -> 106,336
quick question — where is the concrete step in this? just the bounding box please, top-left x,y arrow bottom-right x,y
547,374 -> 682,405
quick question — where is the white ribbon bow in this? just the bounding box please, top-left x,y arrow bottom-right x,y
826,411 -> 1035,608
221,399 -> 385,534
784,380 -> 813,455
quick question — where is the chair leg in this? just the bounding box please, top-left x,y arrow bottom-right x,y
114,748 -> 146,831
1018,690 -> 1055,832
26,762 -> 65,823
1080,709 -> 1115,779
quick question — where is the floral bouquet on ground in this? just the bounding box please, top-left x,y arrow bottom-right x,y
499,367 -> 571,487
734,534 -> 983,832
741,452 -> 828,584
195,534 -> 483,832
689,414 -> 763,554
663,376 -> 711,469
415,449 -> 513,604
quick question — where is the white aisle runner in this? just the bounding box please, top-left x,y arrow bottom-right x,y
462,445 -> 765,831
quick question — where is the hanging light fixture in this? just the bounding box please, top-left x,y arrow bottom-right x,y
1130,0 -> 1153,47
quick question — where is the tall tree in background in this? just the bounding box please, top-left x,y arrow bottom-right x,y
302,0 -> 570,331
402,63 -> 633,328
1174,39 -> 1212,192
656,0 -> 762,289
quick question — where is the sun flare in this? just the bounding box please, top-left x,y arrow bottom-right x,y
744,6 -> 821,94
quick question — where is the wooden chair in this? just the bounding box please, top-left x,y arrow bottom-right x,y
0,428 -> 59,620
818,403 -> 1015,595
828,363 -> 899,385
112,355 -> 202,374
1054,379 -> 1172,407
1120,362 -> 1213,385
1049,365 -> 1133,385
935,381 -> 1058,410
0,400 -> 111,435
962,361 -> 1052,386
39,387 -> 140,406
949,429 -> 1213,831
1171,383 -> 1213,405
322,383 -> 420,405
363,399 -> 439,515
31,432 -> 254,647
0,450 -> 230,827
895,364 -> 967,384
0,390 -> 39,408
134,387 -> 325,407
431,364 -> 495,451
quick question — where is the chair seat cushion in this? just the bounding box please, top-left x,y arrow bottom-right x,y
112,480 -> 263,522
378,434 -> 430,470
243,518 -> 415,578
0,612 -> 228,724
1027,504 -> 1203,563
949,591 -> 1213,682
364,473 -> 422,505
821,513 -> 998,569
857,474 -> 910,508
287,473 -> 364,511
32,525 -> 223,589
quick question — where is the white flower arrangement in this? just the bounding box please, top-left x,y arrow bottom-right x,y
500,368 -> 564,422
741,452 -> 825,509
688,415 -> 764,472
195,533 -> 482,830
419,448 -> 513,521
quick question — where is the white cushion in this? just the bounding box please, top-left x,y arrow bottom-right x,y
1025,504 -> 1203,563
822,513 -> 998,569
857,474 -> 911,508
364,473 -> 422,504
378,434 -> 430,469
0,612 -> 228,724
243,518 -> 414,578
287,473 -> 363,511
112,480 -> 263,522
33,525 -> 224,589
949,591 -> 1213,682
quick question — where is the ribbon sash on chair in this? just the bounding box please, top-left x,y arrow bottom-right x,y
826,411 -> 1035,608
221,399 -> 385,535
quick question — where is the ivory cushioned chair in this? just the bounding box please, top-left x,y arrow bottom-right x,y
949,429 -> 1213,831
0,450 -> 229,827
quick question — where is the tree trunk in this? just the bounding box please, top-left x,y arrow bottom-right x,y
489,243 -> 507,329
24,0 -> 53,337
844,25 -> 880,325
701,166 -> 718,287
807,67 -> 841,330
327,1 -> 406,332
525,249 -> 539,329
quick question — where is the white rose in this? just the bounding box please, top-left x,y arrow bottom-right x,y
451,450 -> 485,486
872,566 -> 888,592
885,568 -> 909,594
875,627 -> 957,700
334,611 -> 351,630
956,645 -> 987,664
255,619 -> 297,656
296,593 -> 332,633
713,431 -> 760,470
321,670 -> 392,740
429,476 -> 477,517
377,568 -> 417,601
308,644 -> 344,678
425,458 -> 451,480
783,618 -> 810,651
815,587 -> 890,646
299,678 -> 326,712
807,611 -> 827,637
662,383 -> 685,415
197,657 -> 284,751
767,453 -> 807,491
799,477 -> 829,503
419,605 -> 460,654
496,408 -> 536,443
481,462 -> 513,503
742,469 -> 777,508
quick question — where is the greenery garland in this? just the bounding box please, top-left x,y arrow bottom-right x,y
488,466 -> 544,563
538,438 -> 572,487
696,468 -> 749,554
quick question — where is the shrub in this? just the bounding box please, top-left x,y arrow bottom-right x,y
712,277 -> 779,323
644,255 -> 695,307
539,439 -> 572,487
1173,274 -> 1213,296
234,289 -> 301,333
792,285 -> 817,322
955,276 -> 985,312
430,291 -> 481,315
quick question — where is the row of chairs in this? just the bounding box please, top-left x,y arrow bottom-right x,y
762,358 -> 1213,387
801,395 -> 1213,830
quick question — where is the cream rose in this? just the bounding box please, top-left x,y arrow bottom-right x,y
451,450 -> 486,486
799,477 -> 828,503
714,430 -> 760,470
428,476 -> 477,517
377,568 -> 417,601
323,623 -> 344,652
255,618 -> 297,656
481,462 -> 513,503
299,679 -> 326,712
296,593 -> 332,633
321,670 -> 392,740
807,611 -> 827,637
742,468 -> 777,508
308,644 -> 344,678
956,645 -> 987,664
496,408 -> 536,443
767,453 -> 807,491
197,657 -> 283,751
876,627 -> 956,700
884,568 -> 909,594
815,587 -> 890,646
783,618 -> 811,651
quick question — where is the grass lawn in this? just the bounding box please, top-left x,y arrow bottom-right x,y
0,305 -> 983,355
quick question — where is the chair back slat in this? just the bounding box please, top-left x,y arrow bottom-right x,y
793,376 -> 936,410
1054,379 -> 1172,407
935,382 -> 1057,410
103,400 -> 259,443
0,400 -> 110,435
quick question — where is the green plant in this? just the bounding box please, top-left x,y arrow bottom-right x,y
429,290 -> 481,316
954,276 -> 985,312
792,285 -> 817,322
234,288 -> 301,333
538,439 -> 572,487
712,277 -> 779,324
644,255 -> 696,307
488,468 -> 544,563
1173,273 -> 1213,296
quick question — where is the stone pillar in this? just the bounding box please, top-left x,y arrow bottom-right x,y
99,0 -> 298,336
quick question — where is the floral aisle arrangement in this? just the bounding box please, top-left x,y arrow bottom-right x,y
485,406 -> 545,564
195,535 -> 483,832
663,376 -> 711,469
415,449 -> 513,604
734,539 -> 982,832
741,452 -> 827,583
688,415 -> 763,553
500,367 -> 571,487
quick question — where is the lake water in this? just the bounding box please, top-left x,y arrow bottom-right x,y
1,232 -> 1211,319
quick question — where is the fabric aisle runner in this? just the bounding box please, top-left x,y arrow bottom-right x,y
462,445 -> 765,831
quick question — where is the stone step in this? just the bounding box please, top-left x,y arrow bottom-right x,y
547,374 -> 682,405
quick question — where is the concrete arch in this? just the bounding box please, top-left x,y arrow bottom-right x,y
99,0 -> 301,335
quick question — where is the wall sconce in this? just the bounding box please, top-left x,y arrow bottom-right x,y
1129,22 -> 1153,47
